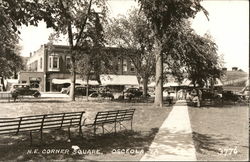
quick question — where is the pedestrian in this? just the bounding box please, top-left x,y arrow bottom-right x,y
166,92 -> 173,105
191,89 -> 200,107
177,89 -> 183,100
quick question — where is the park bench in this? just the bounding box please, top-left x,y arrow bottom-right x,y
84,109 -> 135,135
0,111 -> 85,144
0,92 -> 12,102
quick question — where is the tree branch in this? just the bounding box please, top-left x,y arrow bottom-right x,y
75,0 -> 93,47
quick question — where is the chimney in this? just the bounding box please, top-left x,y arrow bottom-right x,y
232,67 -> 238,71
30,52 -> 32,57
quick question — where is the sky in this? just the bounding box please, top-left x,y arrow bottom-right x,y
19,0 -> 249,72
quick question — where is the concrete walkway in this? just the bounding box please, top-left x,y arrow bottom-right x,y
140,100 -> 197,161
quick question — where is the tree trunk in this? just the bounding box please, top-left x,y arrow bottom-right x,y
154,41 -> 163,107
0,77 -> 6,91
13,70 -> 18,79
142,76 -> 148,97
70,69 -> 76,101
67,22 -> 76,101
86,75 -> 89,101
210,77 -> 215,93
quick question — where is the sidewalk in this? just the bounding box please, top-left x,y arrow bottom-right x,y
140,100 -> 197,161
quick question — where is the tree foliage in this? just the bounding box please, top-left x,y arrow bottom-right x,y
0,4 -> 24,90
161,20 -> 223,87
106,8 -> 155,96
0,38 -> 24,90
137,0 -> 209,106
48,0 -> 107,101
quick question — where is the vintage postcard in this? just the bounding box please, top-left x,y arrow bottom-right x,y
0,0 -> 249,161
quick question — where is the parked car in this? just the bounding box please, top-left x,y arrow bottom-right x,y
222,90 -> 241,102
201,89 -> 222,101
123,88 -> 150,100
10,84 -> 41,99
241,86 -> 250,101
67,86 -> 96,96
163,89 -> 176,99
89,91 -> 114,99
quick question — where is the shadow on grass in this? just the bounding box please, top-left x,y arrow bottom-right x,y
187,100 -> 248,108
0,128 -> 159,161
192,131 -> 231,154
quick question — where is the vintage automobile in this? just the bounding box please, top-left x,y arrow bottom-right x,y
222,90 -> 241,102
201,89 -> 222,101
66,86 -> 96,96
10,84 -> 41,99
89,91 -> 114,99
123,88 -> 150,100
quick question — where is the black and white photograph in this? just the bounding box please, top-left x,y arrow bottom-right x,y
0,0 -> 249,161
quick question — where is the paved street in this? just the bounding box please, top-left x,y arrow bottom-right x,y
140,100 -> 197,161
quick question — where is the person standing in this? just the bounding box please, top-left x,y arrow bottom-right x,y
166,91 -> 173,105
191,89 -> 200,107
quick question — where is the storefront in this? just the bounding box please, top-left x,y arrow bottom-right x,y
100,74 -> 139,92
18,72 -> 45,92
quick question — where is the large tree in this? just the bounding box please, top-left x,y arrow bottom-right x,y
106,9 -> 155,97
137,0 -> 208,107
41,0 -> 107,101
161,20 -> 223,88
184,33 -> 223,88
75,13 -> 106,100
1,0 -> 107,100
0,15 -> 24,90
0,45 -> 24,90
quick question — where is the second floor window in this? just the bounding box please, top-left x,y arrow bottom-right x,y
53,57 -> 59,68
130,61 -> 135,72
33,61 -> 38,71
40,57 -> 42,69
66,56 -> 71,69
49,57 -> 52,69
49,56 -> 59,70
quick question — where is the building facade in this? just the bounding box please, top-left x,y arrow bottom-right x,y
19,44 -> 138,92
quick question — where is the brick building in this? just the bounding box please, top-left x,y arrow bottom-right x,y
18,44 -> 138,92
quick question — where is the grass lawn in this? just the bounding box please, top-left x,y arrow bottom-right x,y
189,104 -> 249,161
0,98 -> 172,161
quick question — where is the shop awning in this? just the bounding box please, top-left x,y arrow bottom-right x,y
52,79 -> 99,85
100,75 -> 139,86
148,82 -> 179,87
163,82 -> 180,87
181,78 -> 223,87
